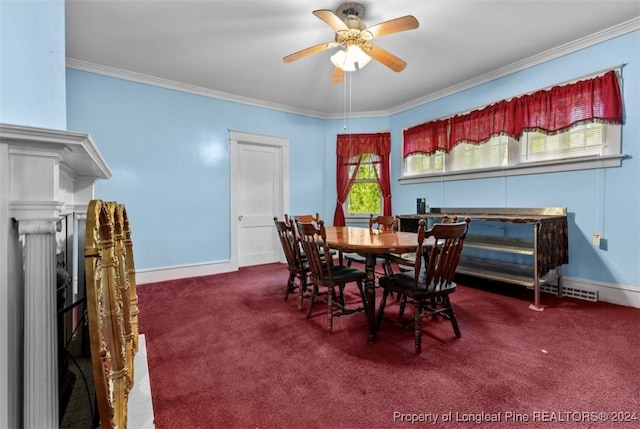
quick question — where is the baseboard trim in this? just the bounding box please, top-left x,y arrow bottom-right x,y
563,277 -> 640,308
135,263 -> 639,309
136,260 -> 235,285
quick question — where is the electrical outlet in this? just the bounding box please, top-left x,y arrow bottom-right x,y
592,233 -> 601,246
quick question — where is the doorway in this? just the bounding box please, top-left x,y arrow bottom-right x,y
229,130 -> 289,269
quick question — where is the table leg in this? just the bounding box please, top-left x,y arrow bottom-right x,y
364,254 -> 377,342
529,222 -> 544,312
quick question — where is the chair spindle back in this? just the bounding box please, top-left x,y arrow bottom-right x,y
295,219 -> 334,283
413,219 -> 469,293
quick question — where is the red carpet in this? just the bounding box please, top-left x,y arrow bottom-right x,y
138,263 -> 640,429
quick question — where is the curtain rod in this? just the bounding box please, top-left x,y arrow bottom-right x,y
403,63 -> 626,132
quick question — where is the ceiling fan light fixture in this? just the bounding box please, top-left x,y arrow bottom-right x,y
284,4 -> 419,83
330,45 -> 371,71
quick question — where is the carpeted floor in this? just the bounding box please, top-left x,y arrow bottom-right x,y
137,263 -> 640,429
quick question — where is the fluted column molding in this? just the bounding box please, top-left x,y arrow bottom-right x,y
75,213 -> 87,301
1,124 -> 111,428
18,218 -> 60,429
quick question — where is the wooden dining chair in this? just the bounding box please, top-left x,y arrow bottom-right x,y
274,217 -> 309,311
374,218 -> 469,354
296,219 -> 366,333
389,215 -> 470,315
287,212 -> 337,260
287,213 -> 320,226
389,214 -> 459,272
344,214 -> 399,276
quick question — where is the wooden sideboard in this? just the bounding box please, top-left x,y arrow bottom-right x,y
398,207 -> 569,310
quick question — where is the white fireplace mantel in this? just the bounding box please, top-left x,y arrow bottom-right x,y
2,123 -> 111,219
0,123 -> 111,428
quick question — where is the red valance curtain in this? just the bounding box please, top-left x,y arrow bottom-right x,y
512,70 -> 623,136
334,132 -> 391,226
403,70 -> 623,157
403,119 -> 449,157
449,99 -> 518,147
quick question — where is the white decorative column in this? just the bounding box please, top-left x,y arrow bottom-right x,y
19,219 -> 59,428
75,212 -> 87,301
0,123 -> 111,428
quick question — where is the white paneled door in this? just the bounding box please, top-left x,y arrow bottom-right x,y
230,131 -> 289,268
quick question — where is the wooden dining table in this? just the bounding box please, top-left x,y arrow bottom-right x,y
323,226 -> 429,342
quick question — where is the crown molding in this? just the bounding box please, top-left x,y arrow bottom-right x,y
65,58 -> 332,119
66,17 -> 639,120
388,17 -> 640,116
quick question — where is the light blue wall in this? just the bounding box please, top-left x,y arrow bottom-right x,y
1,3 -> 67,427
66,69 -> 327,269
0,0 -> 66,129
389,31 -> 639,286
66,30 -> 639,288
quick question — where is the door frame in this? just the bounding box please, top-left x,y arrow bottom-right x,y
229,130 -> 289,270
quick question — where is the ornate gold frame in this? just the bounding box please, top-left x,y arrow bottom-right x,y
85,200 -> 139,428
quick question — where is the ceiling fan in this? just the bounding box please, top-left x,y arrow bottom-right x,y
283,2 -> 419,85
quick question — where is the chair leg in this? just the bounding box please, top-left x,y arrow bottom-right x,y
444,296 -> 461,338
357,280 -> 367,308
375,289 -> 391,333
398,295 -> 407,319
338,285 -> 346,306
430,297 -> 440,320
327,286 -> 335,333
414,301 -> 423,355
297,274 -> 306,311
306,284 -> 318,319
284,272 -> 296,300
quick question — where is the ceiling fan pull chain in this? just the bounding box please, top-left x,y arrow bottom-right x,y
349,71 -> 353,131
343,74 -> 347,130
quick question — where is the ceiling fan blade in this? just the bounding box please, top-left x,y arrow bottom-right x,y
283,42 -> 339,63
331,67 -> 345,85
365,15 -> 419,39
366,44 -> 407,72
313,9 -> 349,32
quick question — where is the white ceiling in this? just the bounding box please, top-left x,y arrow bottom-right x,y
65,0 -> 640,118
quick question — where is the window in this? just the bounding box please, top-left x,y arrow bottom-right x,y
401,70 -> 624,183
405,151 -> 444,175
451,136 -> 509,171
334,132 -> 390,226
347,153 -> 382,216
519,123 -> 619,163
404,122 -> 620,177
